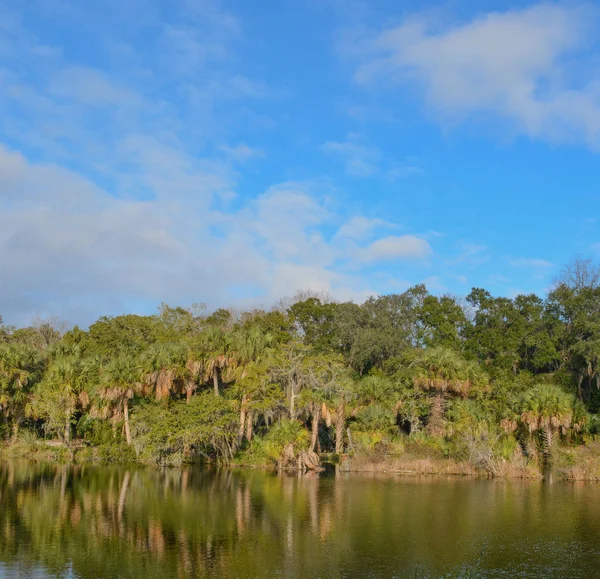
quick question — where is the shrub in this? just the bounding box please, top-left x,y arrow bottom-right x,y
131,393 -> 238,465
240,419 -> 309,468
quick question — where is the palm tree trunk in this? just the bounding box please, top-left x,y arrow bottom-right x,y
11,421 -> 19,444
213,367 -> 220,396
124,398 -> 132,446
335,402 -> 345,453
245,412 -> 254,442
427,394 -> 445,436
309,407 -> 321,454
186,386 -> 193,404
238,396 -> 247,445
542,426 -> 553,465
290,383 -> 297,419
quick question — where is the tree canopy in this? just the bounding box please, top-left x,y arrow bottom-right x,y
2,267 -> 600,475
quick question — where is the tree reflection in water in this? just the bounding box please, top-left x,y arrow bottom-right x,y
1,462 -> 600,578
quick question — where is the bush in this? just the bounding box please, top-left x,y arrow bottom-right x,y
240,419 -> 309,468
130,393 -> 238,465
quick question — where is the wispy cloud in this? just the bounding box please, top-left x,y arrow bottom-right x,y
487,273 -> 511,285
387,156 -> 424,180
358,235 -> 432,262
345,3 -> 600,147
448,242 -> 489,266
0,142 -> 436,324
0,0 -> 277,167
219,143 -> 265,162
322,134 -> 422,179
335,216 -> 391,240
322,135 -> 382,176
509,258 -> 554,269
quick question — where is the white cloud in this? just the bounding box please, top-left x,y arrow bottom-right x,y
387,159 -> 424,180
448,242 -> 489,266
0,0 -> 279,167
322,135 -> 422,179
509,258 -> 554,269
219,143 -> 265,162
159,24 -> 231,76
358,235 -> 432,262
322,136 -> 381,176
0,144 -> 406,325
48,66 -> 144,107
335,216 -> 390,240
487,273 -> 511,284
349,4 -> 600,146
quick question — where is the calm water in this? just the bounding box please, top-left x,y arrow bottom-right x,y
1,463 -> 600,578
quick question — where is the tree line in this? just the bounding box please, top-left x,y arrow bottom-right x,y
1,259 -> 600,473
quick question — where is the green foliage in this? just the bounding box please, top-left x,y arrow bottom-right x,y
131,394 -> 238,465
242,419 -> 310,467
4,264 -> 600,474
354,403 -> 396,432
87,314 -> 160,358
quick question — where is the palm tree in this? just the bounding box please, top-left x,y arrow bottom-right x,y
230,361 -> 284,447
294,353 -> 340,456
519,384 -> 574,463
411,347 -> 488,436
268,341 -> 313,419
227,325 -> 275,445
199,326 -> 236,396
229,325 -> 273,367
321,371 -> 354,454
0,344 -> 42,441
94,354 -> 143,445
40,344 -> 93,445
139,343 -> 190,401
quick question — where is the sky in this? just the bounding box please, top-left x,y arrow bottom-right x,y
1,0 -> 600,327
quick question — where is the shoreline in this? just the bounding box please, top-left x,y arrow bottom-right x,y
4,440 -> 600,482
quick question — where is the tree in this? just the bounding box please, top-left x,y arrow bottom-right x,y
331,286 -> 428,374
94,354 -> 144,445
87,315 -> 160,358
268,341 -> 318,420
130,393 -> 238,465
411,347 -> 488,436
464,289 -> 558,376
320,369 -> 355,453
139,343 -> 191,401
228,324 -> 276,444
0,316 -> 14,344
419,294 -> 467,351
197,325 -> 237,397
230,361 -> 284,447
547,260 -> 600,403
288,298 -> 337,350
557,258 -> 600,292
36,345 -> 93,445
519,384 -> 575,464
0,344 -> 42,441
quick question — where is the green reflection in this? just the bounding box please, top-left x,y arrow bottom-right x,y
1,462 -> 600,578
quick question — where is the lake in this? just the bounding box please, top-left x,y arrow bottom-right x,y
1,462 -> 599,578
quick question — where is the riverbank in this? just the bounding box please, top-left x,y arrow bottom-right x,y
340,454 -> 533,478
5,438 -> 600,481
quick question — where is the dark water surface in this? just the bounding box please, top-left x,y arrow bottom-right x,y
1,462 -> 600,578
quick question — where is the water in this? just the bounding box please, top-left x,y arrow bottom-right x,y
1,462 -> 600,578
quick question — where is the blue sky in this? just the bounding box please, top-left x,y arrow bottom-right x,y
1,0 -> 600,326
